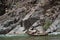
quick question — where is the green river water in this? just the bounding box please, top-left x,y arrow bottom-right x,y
0,34 -> 60,40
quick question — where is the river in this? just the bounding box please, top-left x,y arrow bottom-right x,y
0,34 -> 60,40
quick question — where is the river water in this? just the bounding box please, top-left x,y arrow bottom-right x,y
0,35 -> 60,40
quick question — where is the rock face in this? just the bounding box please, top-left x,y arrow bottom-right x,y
0,0 -> 60,35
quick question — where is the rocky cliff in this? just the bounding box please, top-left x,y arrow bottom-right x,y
0,0 -> 60,35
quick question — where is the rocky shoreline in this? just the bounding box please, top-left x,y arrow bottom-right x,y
0,0 -> 60,36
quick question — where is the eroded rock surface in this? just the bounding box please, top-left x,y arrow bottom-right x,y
0,0 -> 60,35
